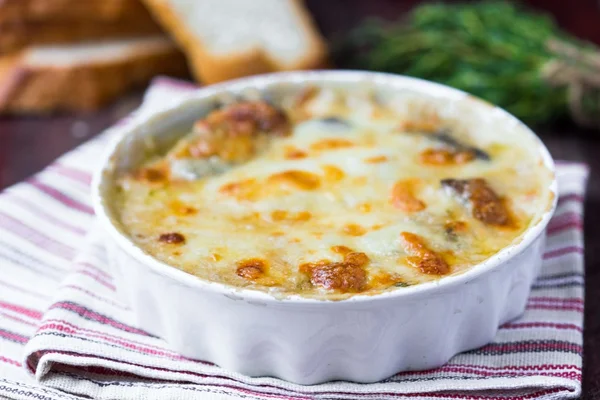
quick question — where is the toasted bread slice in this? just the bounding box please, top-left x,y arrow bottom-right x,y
0,0 -> 151,24
142,0 -> 329,84
0,37 -> 189,113
0,17 -> 163,53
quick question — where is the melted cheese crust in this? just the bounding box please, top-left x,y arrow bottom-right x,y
115,87 -> 553,299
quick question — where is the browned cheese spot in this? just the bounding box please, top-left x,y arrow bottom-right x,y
219,178 -> 259,201
236,258 -> 268,280
399,232 -> 450,275
358,203 -> 372,213
300,252 -> 370,292
158,232 -> 186,244
365,155 -> 388,163
169,200 -> 198,216
369,270 -> 408,289
398,117 -> 440,133
390,179 -> 426,212
271,210 -> 312,222
284,146 -> 308,160
419,148 -> 475,165
267,170 -> 321,191
133,165 -> 168,183
310,138 -> 354,151
331,245 -> 353,256
322,165 -> 345,182
343,223 -> 367,236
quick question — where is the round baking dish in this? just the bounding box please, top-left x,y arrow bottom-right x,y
93,71 -> 557,385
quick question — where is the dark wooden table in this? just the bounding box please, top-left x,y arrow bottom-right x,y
0,1 -> 599,398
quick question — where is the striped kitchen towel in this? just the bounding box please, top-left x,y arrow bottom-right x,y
0,77 -> 588,400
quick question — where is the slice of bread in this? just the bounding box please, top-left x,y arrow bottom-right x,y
0,36 -> 189,113
0,0 -> 151,24
142,0 -> 329,84
0,17 -> 163,53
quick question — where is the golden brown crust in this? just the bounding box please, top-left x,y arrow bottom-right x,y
141,0 -> 329,84
0,18 -> 162,53
0,42 -> 189,114
236,258 -> 268,280
0,0 -> 152,24
390,179 -> 426,212
300,252 -> 369,292
400,232 -> 450,275
174,101 -> 291,163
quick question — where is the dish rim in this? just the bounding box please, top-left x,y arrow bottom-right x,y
92,70 -> 558,306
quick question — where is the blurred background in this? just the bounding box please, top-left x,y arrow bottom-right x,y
0,0 -> 599,189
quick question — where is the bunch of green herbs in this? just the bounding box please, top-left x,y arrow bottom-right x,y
336,1 -> 600,127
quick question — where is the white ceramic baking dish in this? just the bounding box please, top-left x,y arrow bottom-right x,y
93,71 -> 557,385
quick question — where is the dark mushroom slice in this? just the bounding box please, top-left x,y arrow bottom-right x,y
441,178 -> 511,226
317,116 -> 352,129
429,131 -> 490,161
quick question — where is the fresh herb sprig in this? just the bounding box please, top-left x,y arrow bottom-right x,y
336,1 -> 600,128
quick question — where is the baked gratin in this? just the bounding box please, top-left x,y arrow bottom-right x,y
114,85 -> 554,299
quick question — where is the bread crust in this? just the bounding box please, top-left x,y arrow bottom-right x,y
0,0 -> 152,24
0,41 -> 189,114
142,0 -> 329,84
0,18 -> 163,53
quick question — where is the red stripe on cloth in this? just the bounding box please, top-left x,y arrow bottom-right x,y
0,355 -> 22,367
33,345 -> 576,400
4,193 -> 87,235
501,322 -> 583,333
450,363 -> 581,372
477,341 -> 582,353
396,365 -> 580,379
29,349 -> 573,400
49,164 -> 92,186
49,301 -> 155,337
0,311 -> 38,327
528,297 -> 583,304
76,261 -> 113,281
27,178 -> 94,215
547,222 -> 582,236
547,212 -> 583,233
75,270 -> 116,291
37,322 -> 188,361
0,300 -> 42,320
34,349 -> 313,400
525,304 -> 584,312
548,221 -> 583,235
41,319 -> 185,359
556,193 -> 585,206
0,211 -> 76,260
0,328 -> 29,344
549,211 -> 582,224
407,366 -> 581,380
543,246 -> 584,259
